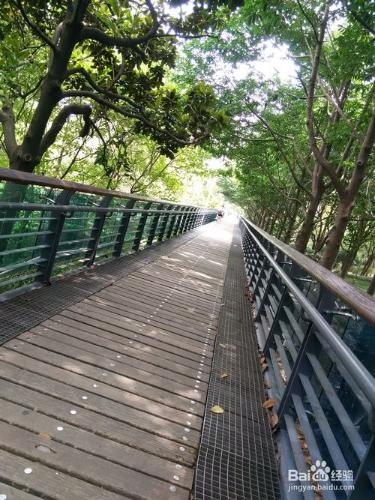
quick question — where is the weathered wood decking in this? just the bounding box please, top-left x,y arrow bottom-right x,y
0,221 -> 235,499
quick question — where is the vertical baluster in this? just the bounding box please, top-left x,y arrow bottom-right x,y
147,203 -> 164,246
157,204 -> 172,242
132,201 -> 152,251
85,195 -> 113,266
113,198 -> 136,257
166,206 -> 178,239
173,206 -> 185,236
36,189 -> 74,284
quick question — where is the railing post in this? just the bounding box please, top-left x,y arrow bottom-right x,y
276,324 -> 316,417
157,204 -> 173,242
113,198 -> 136,257
147,203 -> 164,245
166,207 -> 178,239
173,206 -> 186,236
181,207 -> 193,233
85,195 -> 113,266
132,201 -> 152,251
189,207 -> 199,230
36,189 -> 74,285
350,435 -> 375,499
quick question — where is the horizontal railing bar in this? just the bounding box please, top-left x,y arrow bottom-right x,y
0,202 -> 208,216
0,217 -> 55,223
0,271 -> 44,288
0,244 -> 49,257
0,230 -> 53,240
242,218 -> 375,409
243,217 -> 375,325
0,258 -> 46,276
54,248 -> 89,260
57,237 -> 94,247
0,167 -> 200,208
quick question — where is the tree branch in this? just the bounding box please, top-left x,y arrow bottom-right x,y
66,67 -> 142,110
252,110 -> 311,196
9,0 -> 57,53
306,1 -> 346,199
62,89 -> 207,146
80,0 -> 159,48
40,103 -> 92,155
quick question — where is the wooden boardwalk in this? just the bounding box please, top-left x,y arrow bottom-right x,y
0,220 -> 234,499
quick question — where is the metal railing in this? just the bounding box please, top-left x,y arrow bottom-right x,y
240,217 -> 375,499
0,168 -> 217,300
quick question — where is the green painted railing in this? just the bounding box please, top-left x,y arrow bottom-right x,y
0,168 -> 217,300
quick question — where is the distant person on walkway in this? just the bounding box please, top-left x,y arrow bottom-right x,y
217,207 -> 225,221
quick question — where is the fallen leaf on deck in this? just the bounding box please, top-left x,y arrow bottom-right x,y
270,414 -> 279,429
210,405 -> 224,414
219,343 -> 226,348
262,399 -> 278,410
38,432 -> 51,440
219,373 -> 229,379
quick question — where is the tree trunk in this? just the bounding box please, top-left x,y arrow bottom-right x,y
340,248 -> 359,278
361,250 -> 375,276
319,195 -> 354,269
283,196 -> 300,243
294,174 -> 325,253
320,106 -> 375,269
367,274 -> 375,296
10,1 -> 90,172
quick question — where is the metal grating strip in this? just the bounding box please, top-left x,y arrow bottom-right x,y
194,227 -> 280,499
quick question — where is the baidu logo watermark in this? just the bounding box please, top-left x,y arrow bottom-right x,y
288,460 -> 355,493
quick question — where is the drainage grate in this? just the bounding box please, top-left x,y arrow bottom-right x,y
194,228 -> 280,499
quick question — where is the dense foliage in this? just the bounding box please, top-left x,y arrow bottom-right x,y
0,0 -> 374,291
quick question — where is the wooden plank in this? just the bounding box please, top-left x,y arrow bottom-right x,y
127,271 -> 221,300
114,276 -> 218,311
95,288 -> 215,329
137,270 -> 220,298
0,352 -> 201,446
0,379 -> 197,465
31,323 -> 210,383
4,339 -> 206,408
10,332 -> 207,403
110,281 -> 218,316
0,482 -> 39,499
85,295 -> 215,345
40,315 -> 212,375
0,449 -> 128,500
26,326 -> 208,389
0,421 -> 189,500
56,310 -> 213,369
87,294 -> 215,344
0,349 -> 204,426
0,398 -> 194,489
97,285 -> 218,325
140,265 -> 223,289
67,303 -> 213,358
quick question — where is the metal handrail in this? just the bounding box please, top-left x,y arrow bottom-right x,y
0,167 -> 197,207
240,217 -> 375,499
243,218 -> 375,326
243,218 -> 375,408
0,171 -> 217,300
